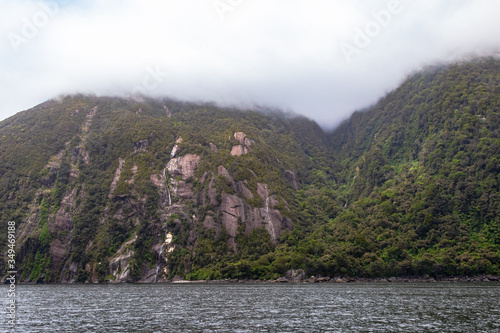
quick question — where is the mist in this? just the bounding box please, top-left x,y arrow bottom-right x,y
1,0 -> 500,128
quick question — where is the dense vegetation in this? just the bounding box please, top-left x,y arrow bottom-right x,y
1,58 -> 499,282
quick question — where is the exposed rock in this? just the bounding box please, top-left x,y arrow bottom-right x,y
167,154 -> 200,180
254,183 -> 292,241
208,176 -> 218,206
17,197 -> 44,245
234,132 -> 247,145
150,173 -> 164,187
125,165 -> 138,184
141,268 -> 158,283
234,132 -> 254,148
286,269 -> 306,282
69,168 -> 80,182
248,169 -> 258,178
203,214 -> 220,235
257,183 -> 269,202
227,238 -> 237,253
134,139 -> 148,153
209,143 -> 218,152
253,207 -> 279,242
285,169 -> 299,190
51,239 -> 68,273
200,171 -> 209,184
69,262 -> 78,282
170,137 -> 183,158
236,181 -> 253,199
72,146 -> 90,165
306,276 -> 332,283
270,195 -> 280,208
149,169 -> 172,210
167,153 -> 198,198
170,145 -> 179,158
70,106 -> 98,166
108,158 -> 126,198
44,149 -> 64,170
110,252 -> 135,283
218,165 -> 234,185
109,236 -> 137,283
50,188 -> 77,270
245,138 -> 253,147
82,106 -> 98,133
221,193 -> 245,238
230,145 -> 248,156
171,180 -> 194,199
198,190 -> 206,206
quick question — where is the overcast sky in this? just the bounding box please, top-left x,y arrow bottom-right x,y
1,0 -> 500,128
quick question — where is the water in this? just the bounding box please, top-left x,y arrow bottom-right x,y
2,282 -> 499,332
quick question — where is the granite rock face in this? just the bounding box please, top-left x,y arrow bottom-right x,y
10,110 -> 294,283
230,132 -> 253,156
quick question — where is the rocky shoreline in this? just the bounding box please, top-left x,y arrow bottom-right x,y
169,274 -> 500,284
5,268 -> 499,285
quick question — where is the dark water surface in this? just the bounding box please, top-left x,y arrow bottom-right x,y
2,282 -> 499,332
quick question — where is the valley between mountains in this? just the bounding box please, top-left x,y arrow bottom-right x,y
1,58 -> 499,283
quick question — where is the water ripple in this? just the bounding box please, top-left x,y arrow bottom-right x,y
1,282 -> 499,332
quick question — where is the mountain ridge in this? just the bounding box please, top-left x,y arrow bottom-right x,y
1,57 -> 499,283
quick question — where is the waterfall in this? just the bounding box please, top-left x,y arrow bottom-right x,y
154,265 -> 160,283
154,242 -> 166,283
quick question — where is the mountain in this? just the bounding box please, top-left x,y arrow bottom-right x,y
1,58 -> 499,283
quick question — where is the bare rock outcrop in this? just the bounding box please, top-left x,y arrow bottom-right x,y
230,132 -> 253,156
50,188 -> 78,270
286,269 -> 306,282
218,165 -> 235,185
167,154 -> 200,180
108,158 -> 126,198
72,106 -> 98,165
109,236 -> 137,283
203,214 -> 220,236
170,137 -> 183,158
285,169 -> 299,190
221,193 -> 245,238
236,181 -> 253,199
255,183 -> 292,242
209,143 -> 218,152
208,176 -> 218,206
234,132 -> 247,144
166,153 -> 200,199
230,145 -> 248,156
125,165 -> 138,184
234,132 -> 254,147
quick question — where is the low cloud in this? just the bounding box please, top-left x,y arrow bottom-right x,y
1,0 -> 499,127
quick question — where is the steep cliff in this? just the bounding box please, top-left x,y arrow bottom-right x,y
1,58 -> 500,282
0,96 -> 316,282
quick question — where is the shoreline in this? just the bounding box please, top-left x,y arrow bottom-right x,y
6,274 -> 499,285
172,274 -> 500,284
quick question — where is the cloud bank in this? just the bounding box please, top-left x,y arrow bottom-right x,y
1,0 -> 500,127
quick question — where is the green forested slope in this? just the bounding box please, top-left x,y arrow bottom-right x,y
318,58 -> 500,277
0,58 -> 499,282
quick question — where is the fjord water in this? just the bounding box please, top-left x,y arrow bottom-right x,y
4,283 -> 499,332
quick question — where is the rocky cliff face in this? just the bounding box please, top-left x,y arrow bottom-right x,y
2,98 -> 298,283
3,59 -> 500,283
